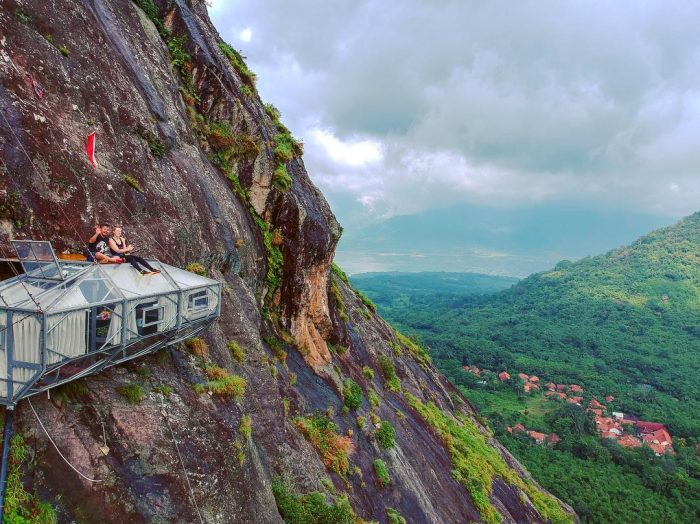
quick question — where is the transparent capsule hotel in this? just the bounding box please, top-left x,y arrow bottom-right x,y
0,241 -> 221,407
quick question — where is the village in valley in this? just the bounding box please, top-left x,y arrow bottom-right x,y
462,365 -> 675,456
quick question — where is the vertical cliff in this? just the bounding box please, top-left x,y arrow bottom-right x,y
0,1 -> 575,522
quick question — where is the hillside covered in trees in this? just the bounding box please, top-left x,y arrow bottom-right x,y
354,213 -> 700,522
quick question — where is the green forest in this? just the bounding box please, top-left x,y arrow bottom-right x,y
352,213 -> 700,523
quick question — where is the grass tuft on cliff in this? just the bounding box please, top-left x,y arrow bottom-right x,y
218,42 -> 257,87
375,420 -> 396,449
193,373 -> 246,399
373,459 -> 391,487
293,413 -> 354,476
253,214 -> 284,298
4,434 -> 57,524
377,355 -> 401,392
405,392 -> 572,524
116,383 -> 145,405
271,477 -> 362,524
342,378 -> 363,410
273,164 -> 292,192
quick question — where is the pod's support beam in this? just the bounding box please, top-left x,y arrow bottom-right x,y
0,408 -> 14,521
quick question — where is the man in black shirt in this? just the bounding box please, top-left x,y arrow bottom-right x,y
87,223 -> 123,263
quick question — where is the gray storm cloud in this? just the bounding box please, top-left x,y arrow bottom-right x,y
209,0 -> 700,221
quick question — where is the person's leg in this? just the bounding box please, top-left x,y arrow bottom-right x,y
135,256 -> 158,272
95,252 -> 109,263
124,255 -> 145,272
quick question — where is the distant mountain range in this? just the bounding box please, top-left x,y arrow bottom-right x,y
336,205 -> 673,276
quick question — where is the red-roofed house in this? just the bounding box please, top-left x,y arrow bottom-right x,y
518,373 -> 529,381
567,396 -> 583,405
529,376 -> 540,383
651,429 -> 672,445
595,417 -> 618,432
557,384 -> 568,392
589,408 -> 604,417
635,421 -> 666,433
589,398 -> 604,409
641,429 -> 673,448
546,382 -> 556,391
556,392 -> 567,399
527,431 -> 547,444
648,442 -> 668,456
568,384 -> 583,393
513,424 -> 526,433
605,395 -> 615,402
545,391 -> 556,397
498,371 -> 511,381
618,435 -> 642,448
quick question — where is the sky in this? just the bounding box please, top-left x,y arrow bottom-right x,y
208,1 -> 700,275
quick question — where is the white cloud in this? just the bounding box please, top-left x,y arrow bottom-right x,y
239,28 -> 253,43
308,128 -> 383,167
209,1 -> 700,223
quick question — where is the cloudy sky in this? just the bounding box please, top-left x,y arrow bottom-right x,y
209,1 -> 700,274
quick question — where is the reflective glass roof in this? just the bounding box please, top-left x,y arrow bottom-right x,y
0,260 -> 219,312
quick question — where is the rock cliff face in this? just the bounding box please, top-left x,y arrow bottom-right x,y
0,1 -> 575,522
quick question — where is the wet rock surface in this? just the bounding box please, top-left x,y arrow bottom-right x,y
0,1 -> 575,522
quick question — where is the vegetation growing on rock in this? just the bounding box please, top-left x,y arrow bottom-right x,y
116,383 -> 145,405
273,164 -> 292,192
330,278 -> 349,322
184,337 -> 209,358
239,415 -> 252,440
273,133 -> 303,164
271,477 -> 361,524
293,413 -> 354,476
185,263 -> 206,276
218,42 -> 257,87
405,393 -> 571,524
207,120 -> 259,166
193,372 -> 246,399
375,421 -> 396,450
356,290 -> 376,313
228,340 -> 245,362
342,378 -> 363,410
52,380 -> 89,403
368,389 -> 381,409
253,214 -> 284,301
378,355 -> 401,392
373,459 -> 390,487
122,175 -> 143,192
386,507 -> 407,524
3,434 -> 57,524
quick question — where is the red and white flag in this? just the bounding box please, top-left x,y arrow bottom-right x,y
85,131 -> 97,167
